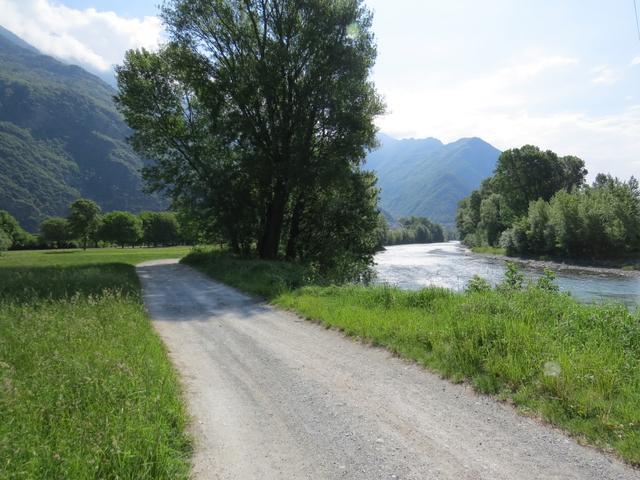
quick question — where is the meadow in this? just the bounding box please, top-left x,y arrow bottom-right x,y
0,247 -> 192,479
184,249 -> 640,465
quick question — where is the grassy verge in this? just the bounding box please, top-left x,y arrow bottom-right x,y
469,245 -> 640,271
0,247 -> 191,479
183,250 -> 640,465
471,245 -> 507,255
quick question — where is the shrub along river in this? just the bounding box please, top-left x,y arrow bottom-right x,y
374,242 -> 640,307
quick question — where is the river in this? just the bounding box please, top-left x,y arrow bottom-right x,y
374,242 -> 640,307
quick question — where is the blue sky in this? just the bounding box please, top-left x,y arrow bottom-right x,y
1,0 -> 639,178
57,0 -> 157,18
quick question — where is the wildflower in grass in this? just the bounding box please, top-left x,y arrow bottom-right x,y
543,361 -> 561,377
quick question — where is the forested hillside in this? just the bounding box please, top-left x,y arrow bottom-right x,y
366,134 -> 500,226
0,26 -> 164,231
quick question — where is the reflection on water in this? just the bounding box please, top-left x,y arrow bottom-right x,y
374,242 -> 640,307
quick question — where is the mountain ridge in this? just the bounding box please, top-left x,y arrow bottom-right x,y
366,134 -> 501,226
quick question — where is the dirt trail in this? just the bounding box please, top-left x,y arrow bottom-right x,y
137,259 -> 639,480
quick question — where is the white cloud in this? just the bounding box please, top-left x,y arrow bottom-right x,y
376,54 -> 640,179
590,65 -> 617,85
0,0 -> 163,73
631,56 -> 640,66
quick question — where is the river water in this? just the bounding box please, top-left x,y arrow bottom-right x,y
374,242 -> 640,307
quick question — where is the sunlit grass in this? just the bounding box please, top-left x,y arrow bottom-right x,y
0,246 -> 192,268
184,250 -> 640,465
0,247 -> 192,479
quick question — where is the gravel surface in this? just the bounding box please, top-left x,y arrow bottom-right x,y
137,259 -> 639,480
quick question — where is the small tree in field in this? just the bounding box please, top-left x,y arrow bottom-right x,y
68,199 -> 101,250
40,217 -> 71,248
98,211 -> 143,247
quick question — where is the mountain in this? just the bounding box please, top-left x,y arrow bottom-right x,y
366,134 -> 501,227
0,26 -> 164,231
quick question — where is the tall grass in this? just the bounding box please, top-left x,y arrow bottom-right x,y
0,247 -> 191,479
184,251 -> 640,465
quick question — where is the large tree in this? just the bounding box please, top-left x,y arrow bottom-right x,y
493,145 -> 587,216
116,0 -> 384,265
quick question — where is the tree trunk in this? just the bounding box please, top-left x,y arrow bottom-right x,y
230,235 -> 241,255
259,185 -> 288,259
286,195 -> 304,260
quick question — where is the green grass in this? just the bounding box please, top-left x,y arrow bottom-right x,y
471,245 -> 507,255
0,247 -> 192,479
183,249 -> 306,299
0,246 -> 192,269
184,250 -> 640,465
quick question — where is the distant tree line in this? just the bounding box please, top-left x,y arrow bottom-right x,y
457,145 -> 640,258
378,216 -> 445,246
0,198 -> 190,252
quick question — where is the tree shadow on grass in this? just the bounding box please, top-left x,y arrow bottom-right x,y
0,263 -> 139,304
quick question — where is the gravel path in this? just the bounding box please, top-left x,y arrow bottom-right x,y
137,259 -> 639,480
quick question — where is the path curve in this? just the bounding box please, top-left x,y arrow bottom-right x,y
137,259 -> 639,480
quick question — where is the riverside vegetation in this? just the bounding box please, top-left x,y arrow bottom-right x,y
183,249 -> 640,465
457,145 -> 640,261
0,247 -> 192,479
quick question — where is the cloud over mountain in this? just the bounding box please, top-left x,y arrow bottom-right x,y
0,0 -> 162,77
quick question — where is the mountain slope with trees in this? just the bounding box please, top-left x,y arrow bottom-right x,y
365,134 -> 501,226
0,26 -> 164,231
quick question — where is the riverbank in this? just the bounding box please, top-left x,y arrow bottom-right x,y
183,249 -> 640,466
0,248 -> 192,478
470,246 -> 640,277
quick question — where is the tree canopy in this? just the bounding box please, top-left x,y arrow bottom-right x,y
0,210 -> 33,249
492,145 -> 587,217
140,211 -> 181,246
68,199 -> 101,250
40,217 -> 71,247
384,216 -> 445,246
98,211 -> 143,247
457,145 -> 640,259
500,176 -> 640,257
116,0 -> 384,278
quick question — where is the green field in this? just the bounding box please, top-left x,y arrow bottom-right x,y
0,247 -> 192,479
184,250 -> 640,465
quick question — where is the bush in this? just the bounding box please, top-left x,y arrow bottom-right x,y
499,218 -> 528,255
0,229 -> 11,252
466,275 -> 492,293
498,261 -> 524,291
535,268 -> 560,292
